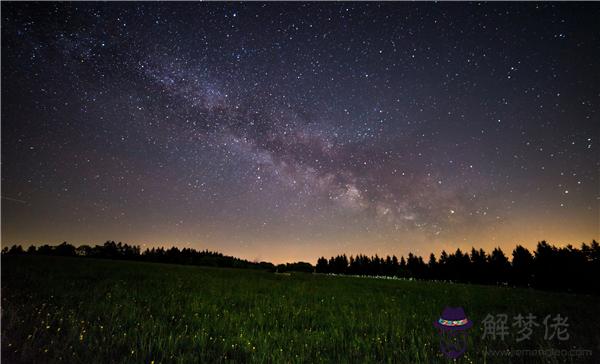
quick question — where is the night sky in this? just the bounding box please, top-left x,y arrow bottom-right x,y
2,3 -> 598,263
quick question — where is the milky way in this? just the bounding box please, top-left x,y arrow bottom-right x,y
2,3 -> 598,262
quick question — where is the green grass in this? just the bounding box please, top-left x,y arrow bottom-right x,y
2,255 -> 599,363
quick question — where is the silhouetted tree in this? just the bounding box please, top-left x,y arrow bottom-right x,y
277,262 -> 313,273
511,245 -> 534,287
8,245 -> 24,254
533,241 -> 556,290
489,247 -> 510,285
470,248 -> 488,284
316,257 -> 329,273
427,253 -> 437,279
391,255 -> 400,276
55,242 -> 76,256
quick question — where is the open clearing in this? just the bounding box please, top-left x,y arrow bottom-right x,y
2,256 -> 598,363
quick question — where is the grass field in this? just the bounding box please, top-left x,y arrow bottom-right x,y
2,255 -> 599,363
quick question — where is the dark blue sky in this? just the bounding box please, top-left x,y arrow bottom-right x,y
2,3 -> 598,263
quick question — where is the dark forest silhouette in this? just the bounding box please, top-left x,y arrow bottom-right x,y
2,241 -> 276,271
2,240 -> 599,294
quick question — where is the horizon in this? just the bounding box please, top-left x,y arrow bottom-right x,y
4,238 -> 597,265
2,3 -> 598,265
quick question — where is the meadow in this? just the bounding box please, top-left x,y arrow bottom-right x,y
2,255 -> 599,363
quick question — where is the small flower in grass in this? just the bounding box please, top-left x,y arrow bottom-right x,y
79,334 -> 84,341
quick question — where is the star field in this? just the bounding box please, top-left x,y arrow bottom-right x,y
2,3 -> 598,263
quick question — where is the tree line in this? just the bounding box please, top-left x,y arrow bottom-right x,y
2,240 -> 599,294
1,241 -> 276,271
316,240 -> 599,294
0,241 -> 318,274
